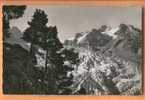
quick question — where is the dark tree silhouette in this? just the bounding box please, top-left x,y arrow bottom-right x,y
3,5 -> 26,39
22,9 -> 51,93
38,26 -> 63,94
23,9 -> 48,56
23,9 -> 75,94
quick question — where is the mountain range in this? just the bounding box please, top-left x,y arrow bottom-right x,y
66,24 -> 142,95
64,24 -> 142,63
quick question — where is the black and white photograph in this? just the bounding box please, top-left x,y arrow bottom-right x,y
3,5 -> 143,95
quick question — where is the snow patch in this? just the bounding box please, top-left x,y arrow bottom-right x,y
77,33 -> 89,44
102,27 -> 119,39
68,37 -> 75,41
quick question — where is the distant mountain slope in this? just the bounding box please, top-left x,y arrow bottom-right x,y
5,26 -> 30,51
103,24 -> 142,63
64,24 -> 142,63
64,28 -> 112,51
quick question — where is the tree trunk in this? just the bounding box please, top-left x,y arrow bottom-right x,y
45,50 -> 49,73
30,42 -> 34,56
44,50 -> 58,94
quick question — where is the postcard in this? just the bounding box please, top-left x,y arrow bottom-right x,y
1,0 -> 144,97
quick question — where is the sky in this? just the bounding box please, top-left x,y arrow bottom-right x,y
10,5 -> 142,42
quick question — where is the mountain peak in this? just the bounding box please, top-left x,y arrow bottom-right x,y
101,26 -> 119,39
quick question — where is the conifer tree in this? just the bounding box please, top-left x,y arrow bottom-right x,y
40,26 -> 79,95
23,9 -> 48,56
22,9 -> 50,93
37,26 -> 61,93
23,9 -> 76,94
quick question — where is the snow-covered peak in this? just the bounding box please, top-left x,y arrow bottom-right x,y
102,27 -> 119,39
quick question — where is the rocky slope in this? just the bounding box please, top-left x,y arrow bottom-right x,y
64,24 -> 142,63
72,50 -> 142,95
64,24 -> 142,95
